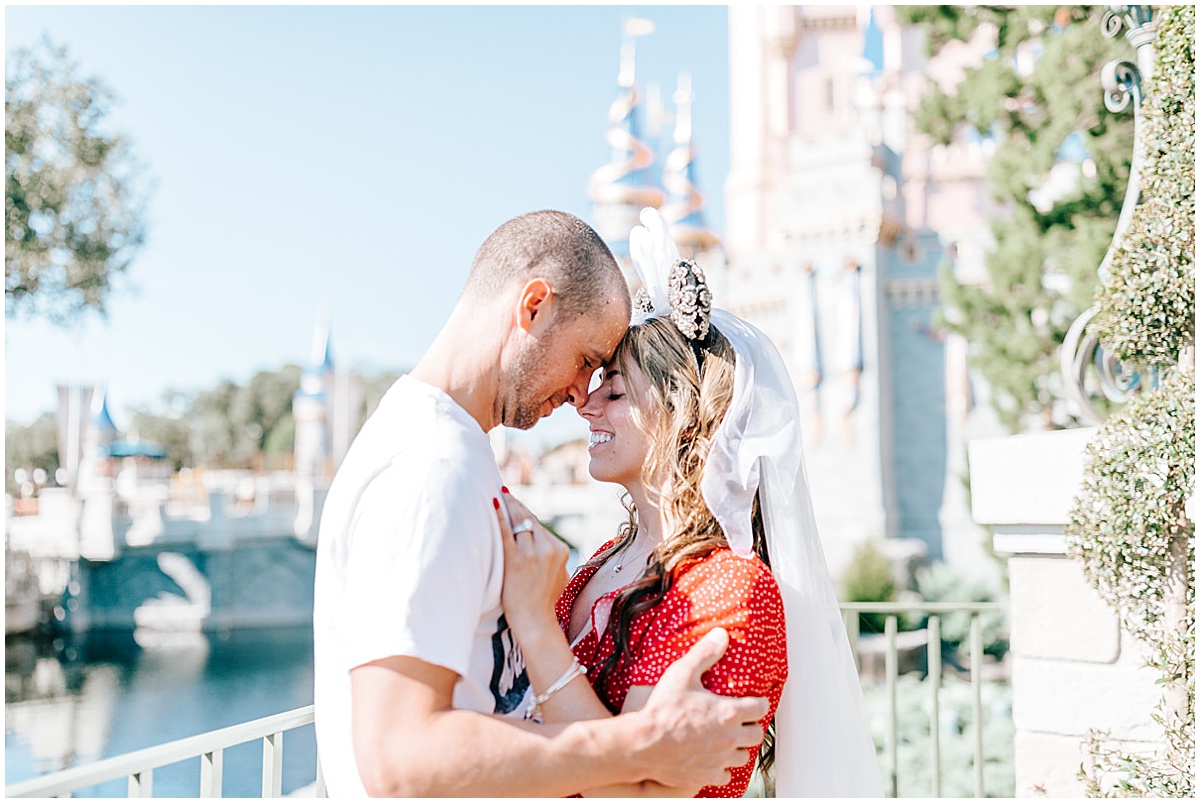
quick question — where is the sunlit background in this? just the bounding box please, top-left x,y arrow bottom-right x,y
7,4 -> 1190,799
4,4 -> 730,451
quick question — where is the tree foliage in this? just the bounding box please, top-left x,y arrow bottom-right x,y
4,413 -> 60,496
187,365 -> 303,470
898,6 -> 1134,431
840,539 -> 896,635
128,404 -> 194,473
1067,362 -> 1194,647
6,364 -> 407,478
5,36 -> 148,324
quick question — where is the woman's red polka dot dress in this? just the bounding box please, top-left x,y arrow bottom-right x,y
556,543 -> 788,798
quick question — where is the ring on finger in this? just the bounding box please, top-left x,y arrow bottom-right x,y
513,518 -> 536,536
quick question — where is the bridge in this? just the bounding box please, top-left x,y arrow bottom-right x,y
5,470 -> 323,634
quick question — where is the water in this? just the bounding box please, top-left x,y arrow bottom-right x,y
5,626 -> 316,797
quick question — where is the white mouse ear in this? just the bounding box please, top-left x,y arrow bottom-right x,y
641,206 -> 680,269
628,207 -> 675,319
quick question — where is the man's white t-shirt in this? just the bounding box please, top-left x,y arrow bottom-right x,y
313,376 -> 531,797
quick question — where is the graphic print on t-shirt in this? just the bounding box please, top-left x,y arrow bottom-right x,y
489,613 -> 530,714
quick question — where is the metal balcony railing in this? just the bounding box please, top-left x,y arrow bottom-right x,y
840,601 -> 1009,798
5,602 -> 1007,799
4,706 -> 323,799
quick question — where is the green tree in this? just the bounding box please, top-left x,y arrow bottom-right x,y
128,408 -> 194,472
5,413 -> 60,495
15,365 -> 403,475
898,6 -> 1134,431
188,379 -> 245,468
236,364 -> 302,468
186,365 -> 302,470
5,36 -> 148,324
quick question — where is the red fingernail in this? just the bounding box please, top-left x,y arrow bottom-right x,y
501,486 -> 510,494
492,498 -> 500,510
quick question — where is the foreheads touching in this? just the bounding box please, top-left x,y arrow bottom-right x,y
467,211 -> 631,429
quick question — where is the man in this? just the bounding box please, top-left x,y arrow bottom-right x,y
313,210 -> 769,797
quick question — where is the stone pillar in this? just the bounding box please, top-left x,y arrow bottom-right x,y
970,428 -> 1164,796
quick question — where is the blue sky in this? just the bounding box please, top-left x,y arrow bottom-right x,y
4,5 -> 730,445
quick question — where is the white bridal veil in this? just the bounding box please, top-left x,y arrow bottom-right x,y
630,208 -> 883,797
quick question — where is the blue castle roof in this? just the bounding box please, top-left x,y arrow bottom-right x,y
107,438 -> 168,460
862,9 -> 884,74
93,392 -> 118,434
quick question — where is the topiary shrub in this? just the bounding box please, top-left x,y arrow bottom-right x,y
1066,360 -> 1195,796
1066,362 -> 1195,643
1089,6 -> 1195,367
1067,7 -> 1195,796
840,539 -> 896,635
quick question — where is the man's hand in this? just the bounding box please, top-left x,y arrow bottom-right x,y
625,628 -> 771,791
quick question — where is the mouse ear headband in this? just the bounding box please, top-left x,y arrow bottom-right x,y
628,207 -> 712,341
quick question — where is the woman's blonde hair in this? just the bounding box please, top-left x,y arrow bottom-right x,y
583,315 -> 775,772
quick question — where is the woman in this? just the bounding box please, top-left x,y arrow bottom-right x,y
496,209 -> 882,797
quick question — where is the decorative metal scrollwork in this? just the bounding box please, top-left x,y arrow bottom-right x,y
1061,5 -> 1156,423
1061,306 -> 1157,423
1102,60 -> 1142,113
1101,5 -> 1155,40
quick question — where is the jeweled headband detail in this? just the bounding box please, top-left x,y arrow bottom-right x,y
628,207 -> 713,346
667,258 -> 711,342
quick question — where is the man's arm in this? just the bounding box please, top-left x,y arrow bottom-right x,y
350,629 -> 766,797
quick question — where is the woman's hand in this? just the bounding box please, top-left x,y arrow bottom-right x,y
490,490 -> 611,728
495,489 -> 570,638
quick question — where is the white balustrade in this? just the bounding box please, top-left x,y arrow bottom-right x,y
8,601 -> 1008,799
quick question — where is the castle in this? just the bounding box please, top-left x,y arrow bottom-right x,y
583,6 -> 1006,581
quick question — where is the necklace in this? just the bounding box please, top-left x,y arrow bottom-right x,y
611,540 -> 657,574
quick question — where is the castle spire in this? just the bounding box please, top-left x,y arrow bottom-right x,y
309,307 -> 333,374
92,388 -> 118,443
661,72 -> 719,255
294,310 -> 332,480
589,17 -> 665,258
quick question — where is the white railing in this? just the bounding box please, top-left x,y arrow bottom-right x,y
839,601 -> 1008,798
7,602 -> 1006,799
4,705 -> 323,799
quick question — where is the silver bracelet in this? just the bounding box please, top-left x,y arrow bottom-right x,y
524,657 -> 588,722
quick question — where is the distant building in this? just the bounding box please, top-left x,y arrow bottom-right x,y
293,314 -> 334,481
292,312 -> 364,481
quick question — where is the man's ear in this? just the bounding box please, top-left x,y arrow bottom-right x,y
516,278 -> 554,333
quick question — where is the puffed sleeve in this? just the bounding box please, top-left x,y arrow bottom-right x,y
626,550 -> 788,706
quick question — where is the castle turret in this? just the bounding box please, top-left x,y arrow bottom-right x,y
660,73 -> 719,253
293,313 -> 333,480
75,387 -> 117,494
659,72 -> 726,301
589,17 -> 665,266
